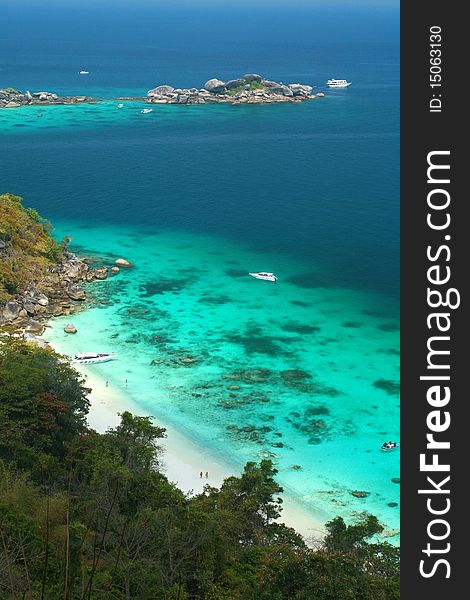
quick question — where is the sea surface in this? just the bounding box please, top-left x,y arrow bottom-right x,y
1,2 -> 400,535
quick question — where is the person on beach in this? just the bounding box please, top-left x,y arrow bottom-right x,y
105,380 -> 108,387
199,471 -> 203,478
125,378 -> 128,388
205,471 -> 209,479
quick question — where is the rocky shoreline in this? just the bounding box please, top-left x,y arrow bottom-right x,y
0,250 -> 116,341
0,88 -> 97,108
146,73 -> 322,105
1,73 -> 324,108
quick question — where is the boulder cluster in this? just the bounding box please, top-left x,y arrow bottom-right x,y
0,251 -> 110,330
147,73 -> 321,105
0,88 -> 96,108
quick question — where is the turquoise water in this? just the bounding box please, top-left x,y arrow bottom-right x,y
1,2 -> 400,534
43,222 -> 400,533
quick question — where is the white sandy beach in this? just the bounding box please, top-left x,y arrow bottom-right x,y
68,359 -> 326,542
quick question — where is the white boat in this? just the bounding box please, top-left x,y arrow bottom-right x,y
381,441 -> 399,452
72,352 -> 116,365
117,103 -> 124,109
79,70 -> 89,75
249,272 -> 278,282
326,78 -> 351,88
140,108 -> 153,114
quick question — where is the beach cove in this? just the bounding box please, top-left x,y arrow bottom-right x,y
36,222 -> 400,540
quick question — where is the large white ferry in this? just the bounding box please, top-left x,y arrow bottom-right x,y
72,352 -> 116,365
326,78 -> 352,88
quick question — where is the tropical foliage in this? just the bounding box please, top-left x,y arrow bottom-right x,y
0,194 -> 63,302
0,340 -> 400,598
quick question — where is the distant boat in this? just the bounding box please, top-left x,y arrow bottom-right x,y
79,70 -> 89,75
249,272 -> 278,282
326,78 -> 351,88
117,103 -> 124,109
381,441 -> 399,452
140,108 -> 153,114
72,352 -> 116,365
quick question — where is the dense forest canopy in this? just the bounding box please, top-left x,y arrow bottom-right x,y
0,340 -> 400,599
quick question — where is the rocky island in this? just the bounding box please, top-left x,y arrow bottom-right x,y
1,74 -> 323,109
146,73 -> 323,105
0,88 -> 97,108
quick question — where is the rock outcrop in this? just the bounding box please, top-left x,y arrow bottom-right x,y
0,87 -> 97,108
0,249 -> 111,326
115,258 -> 133,267
147,74 -> 319,105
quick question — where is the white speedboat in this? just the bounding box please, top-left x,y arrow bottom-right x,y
381,441 -> 399,452
79,70 -> 89,75
326,78 -> 351,88
72,352 -> 116,365
249,272 -> 278,282
117,103 -> 124,109
141,108 -> 153,114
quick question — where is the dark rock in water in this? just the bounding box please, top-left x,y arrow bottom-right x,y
391,478 -> 400,484
281,369 -> 312,381
140,278 -> 190,296
342,321 -> 362,328
374,379 -> 400,396
388,502 -> 399,507
198,295 -> 232,305
223,368 -> 272,383
307,436 -> 322,445
290,300 -> 311,307
281,322 -> 320,334
290,464 -> 302,470
272,442 -> 284,448
305,405 -> 330,416
351,490 -> 370,498
226,330 -> 286,357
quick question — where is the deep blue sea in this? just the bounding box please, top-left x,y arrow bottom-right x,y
1,1 -> 400,537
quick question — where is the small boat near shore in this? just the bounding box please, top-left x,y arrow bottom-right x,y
326,78 -> 351,88
117,103 -> 124,109
249,272 -> 278,282
72,352 -> 116,365
140,108 -> 153,114
79,70 -> 89,75
381,441 -> 399,452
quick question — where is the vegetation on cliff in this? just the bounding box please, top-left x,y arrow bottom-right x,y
0,194 -> 63,303
0,340 -> 400,599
